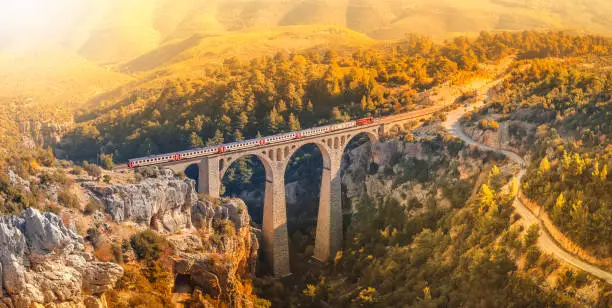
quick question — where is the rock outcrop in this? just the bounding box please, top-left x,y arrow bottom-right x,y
86,169 -> 197,233
342,139 -> 464,212
86,170 -> 260,305
171,197 -> 259,306
0,208 -> 123,308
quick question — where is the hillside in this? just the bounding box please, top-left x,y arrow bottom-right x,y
0,48 -> 133,108
121,25 -> 377,74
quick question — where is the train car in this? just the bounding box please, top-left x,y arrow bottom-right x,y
224,138 -> 263,152
266,132 -> 297,145
332,121 -> 357,131
179,146 -> 218,160
129,153 -> 179,168
302,125 -> 329,137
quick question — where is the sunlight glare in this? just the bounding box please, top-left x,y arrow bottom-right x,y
0,0 -> 90,48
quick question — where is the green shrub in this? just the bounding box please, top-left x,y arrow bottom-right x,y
58,188 -> 80,209
523,224 -> 540,248
100,153 -> 115,170
137,167 -> 160,179
83,161 -> 103,179
130,229 -> 169,261
525,246 -> 541,268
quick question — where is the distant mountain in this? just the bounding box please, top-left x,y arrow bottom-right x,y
1,0 -> 611,108
0,48 -> 132,107
2,0 -> 612,65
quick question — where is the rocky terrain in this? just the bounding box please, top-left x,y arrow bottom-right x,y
342,139 -> 477,211
0,164 -> 264,307
86,169 -> 197,233
83,168 -> 261,306
0,208 -> 123,308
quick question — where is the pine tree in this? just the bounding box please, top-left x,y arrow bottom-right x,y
236,112 -> 249,130
600,164 -> 608,182
206,130 -> 224,146
538,157 -> 550,174
277,100 -> 287,114
561,151 -> 571,171
360,96 -> 368,115
476,184 -> 496,212
189,132 -> 204,147
555,193 -> 566,209
570,153 -> 585,176
267,107 -> 284,132
288,113 -> 301,131
331,107 -> 348,123
233,130 -> 245,142
306,100 -> 314,113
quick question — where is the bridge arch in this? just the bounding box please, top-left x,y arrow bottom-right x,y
283,139 -> 332,172
219,152 -> 275,184
341,129 -> 379,154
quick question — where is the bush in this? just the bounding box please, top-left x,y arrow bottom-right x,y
525,246 -> 541,268
40,170 -> 70,186
137,166 -> 160,179
100,153 -> 114,170
83,162 -> 103,179
84,198 -> 103,215
130,229 -> 169,261
37,148 -> 56,167
70,166 -> 83,175
58,188 -> 80,209
523,224 -> 540,248
477,118 -> 500,131
214,219 -> 236,237
86,227 -> 102,247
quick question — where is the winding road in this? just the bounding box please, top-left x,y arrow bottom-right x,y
443,101 -> 612,285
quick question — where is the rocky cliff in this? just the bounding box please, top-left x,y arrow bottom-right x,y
342,139 -> 479,212
0,208 -> 123,308
85,168 -> 261,306
86,169 -> 197,233
170,198 -> 259,305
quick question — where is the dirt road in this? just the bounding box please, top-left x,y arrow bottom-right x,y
443,100 -> 612,285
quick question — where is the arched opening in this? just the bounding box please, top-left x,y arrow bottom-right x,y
283,143 -> 327,274
185,163 -> 200,189
340,132 -> 379,229
221,155 -> 268,226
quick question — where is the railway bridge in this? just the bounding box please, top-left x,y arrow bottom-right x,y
152,107 -> 443,277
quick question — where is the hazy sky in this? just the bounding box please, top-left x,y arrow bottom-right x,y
0,0 -> 97,50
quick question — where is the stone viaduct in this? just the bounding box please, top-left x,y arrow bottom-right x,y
160,106 -> 444,277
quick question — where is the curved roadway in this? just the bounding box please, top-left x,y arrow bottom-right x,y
443,103 -> 612,285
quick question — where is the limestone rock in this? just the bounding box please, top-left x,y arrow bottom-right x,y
192,198 -> 250,232
82,262 -> 124,294
6,169 -> 30,190
0,208 -> 123,307
87,169 -> 197,233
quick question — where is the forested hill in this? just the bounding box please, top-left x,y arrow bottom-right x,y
58,31 -> 612,164
479,56 -> 612,257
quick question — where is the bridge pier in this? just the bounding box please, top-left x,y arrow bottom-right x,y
314,151 -> 343,262
263,164 -> 291,277
198,155 -> 291,277
198,157 -> 221,198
